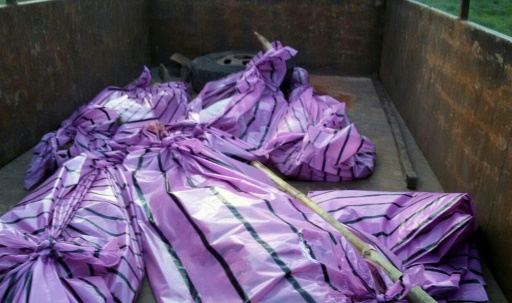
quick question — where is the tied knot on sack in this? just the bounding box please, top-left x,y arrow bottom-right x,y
0,229 -> 121,273
30,237 -> 58,261
376,265 -> 426,302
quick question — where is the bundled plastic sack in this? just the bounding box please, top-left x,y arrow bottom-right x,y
123,122 -> 428,303
190,43 -> 375,182
189,41 -> 295,152
25,67 -> 189,190
0,151 -> 144,302
308,190 -> 488,302
263,68 -> 376,181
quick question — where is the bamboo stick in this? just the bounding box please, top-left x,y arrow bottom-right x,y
251,161 -> 437,303
254,31 -> 273,52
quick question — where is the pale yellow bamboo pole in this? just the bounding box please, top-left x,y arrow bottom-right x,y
252,161 -> 436,303
254,31 -> 273,52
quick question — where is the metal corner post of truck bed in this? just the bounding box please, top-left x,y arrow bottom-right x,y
459,0 -> 470,20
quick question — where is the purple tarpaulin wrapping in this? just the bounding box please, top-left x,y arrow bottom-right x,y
309,190 -> 488,302
262,67 -> 376,181
12,40 -> 488,302
25,67 -> 189,190
0,152 -> 144,302
189,41 -> 295,152
122,123 -> 440,303
189,43 -> 376,182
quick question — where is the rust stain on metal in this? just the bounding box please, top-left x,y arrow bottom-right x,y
310,75 -> 355,108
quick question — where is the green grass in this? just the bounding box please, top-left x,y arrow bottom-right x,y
416,0 -> 512,37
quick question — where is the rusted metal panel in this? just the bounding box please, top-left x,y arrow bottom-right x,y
0,0 -> 150,168
380,0 -> 512,299
149,0 -> 385,75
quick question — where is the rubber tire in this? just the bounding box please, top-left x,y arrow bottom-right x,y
191,51 -> 253,92
191,51 -> 296,93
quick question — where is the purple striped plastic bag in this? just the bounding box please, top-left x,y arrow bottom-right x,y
1,152 -> 144,302
25,67 -> 189,190
122,123 -> 425,302
189,43 -> 375,182
308,190 -> 488,302
189,41 -> 295,152
262,67 -> 376,181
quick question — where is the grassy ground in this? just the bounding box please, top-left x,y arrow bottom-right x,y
416,0 -> 512,37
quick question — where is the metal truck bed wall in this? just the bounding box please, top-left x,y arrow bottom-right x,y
380,1 -> 512,299
149,0 -> 384,75
0,0 -> 149,168
0,0 -> 511,300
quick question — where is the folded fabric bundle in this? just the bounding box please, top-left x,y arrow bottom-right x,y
0,152 -> 144,302
263,67 -> 376,181
308,190 -> 488,302
122,123 -> 426,303
25,67 -> 189,190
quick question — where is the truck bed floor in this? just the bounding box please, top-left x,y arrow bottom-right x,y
0,76 -> 506,302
